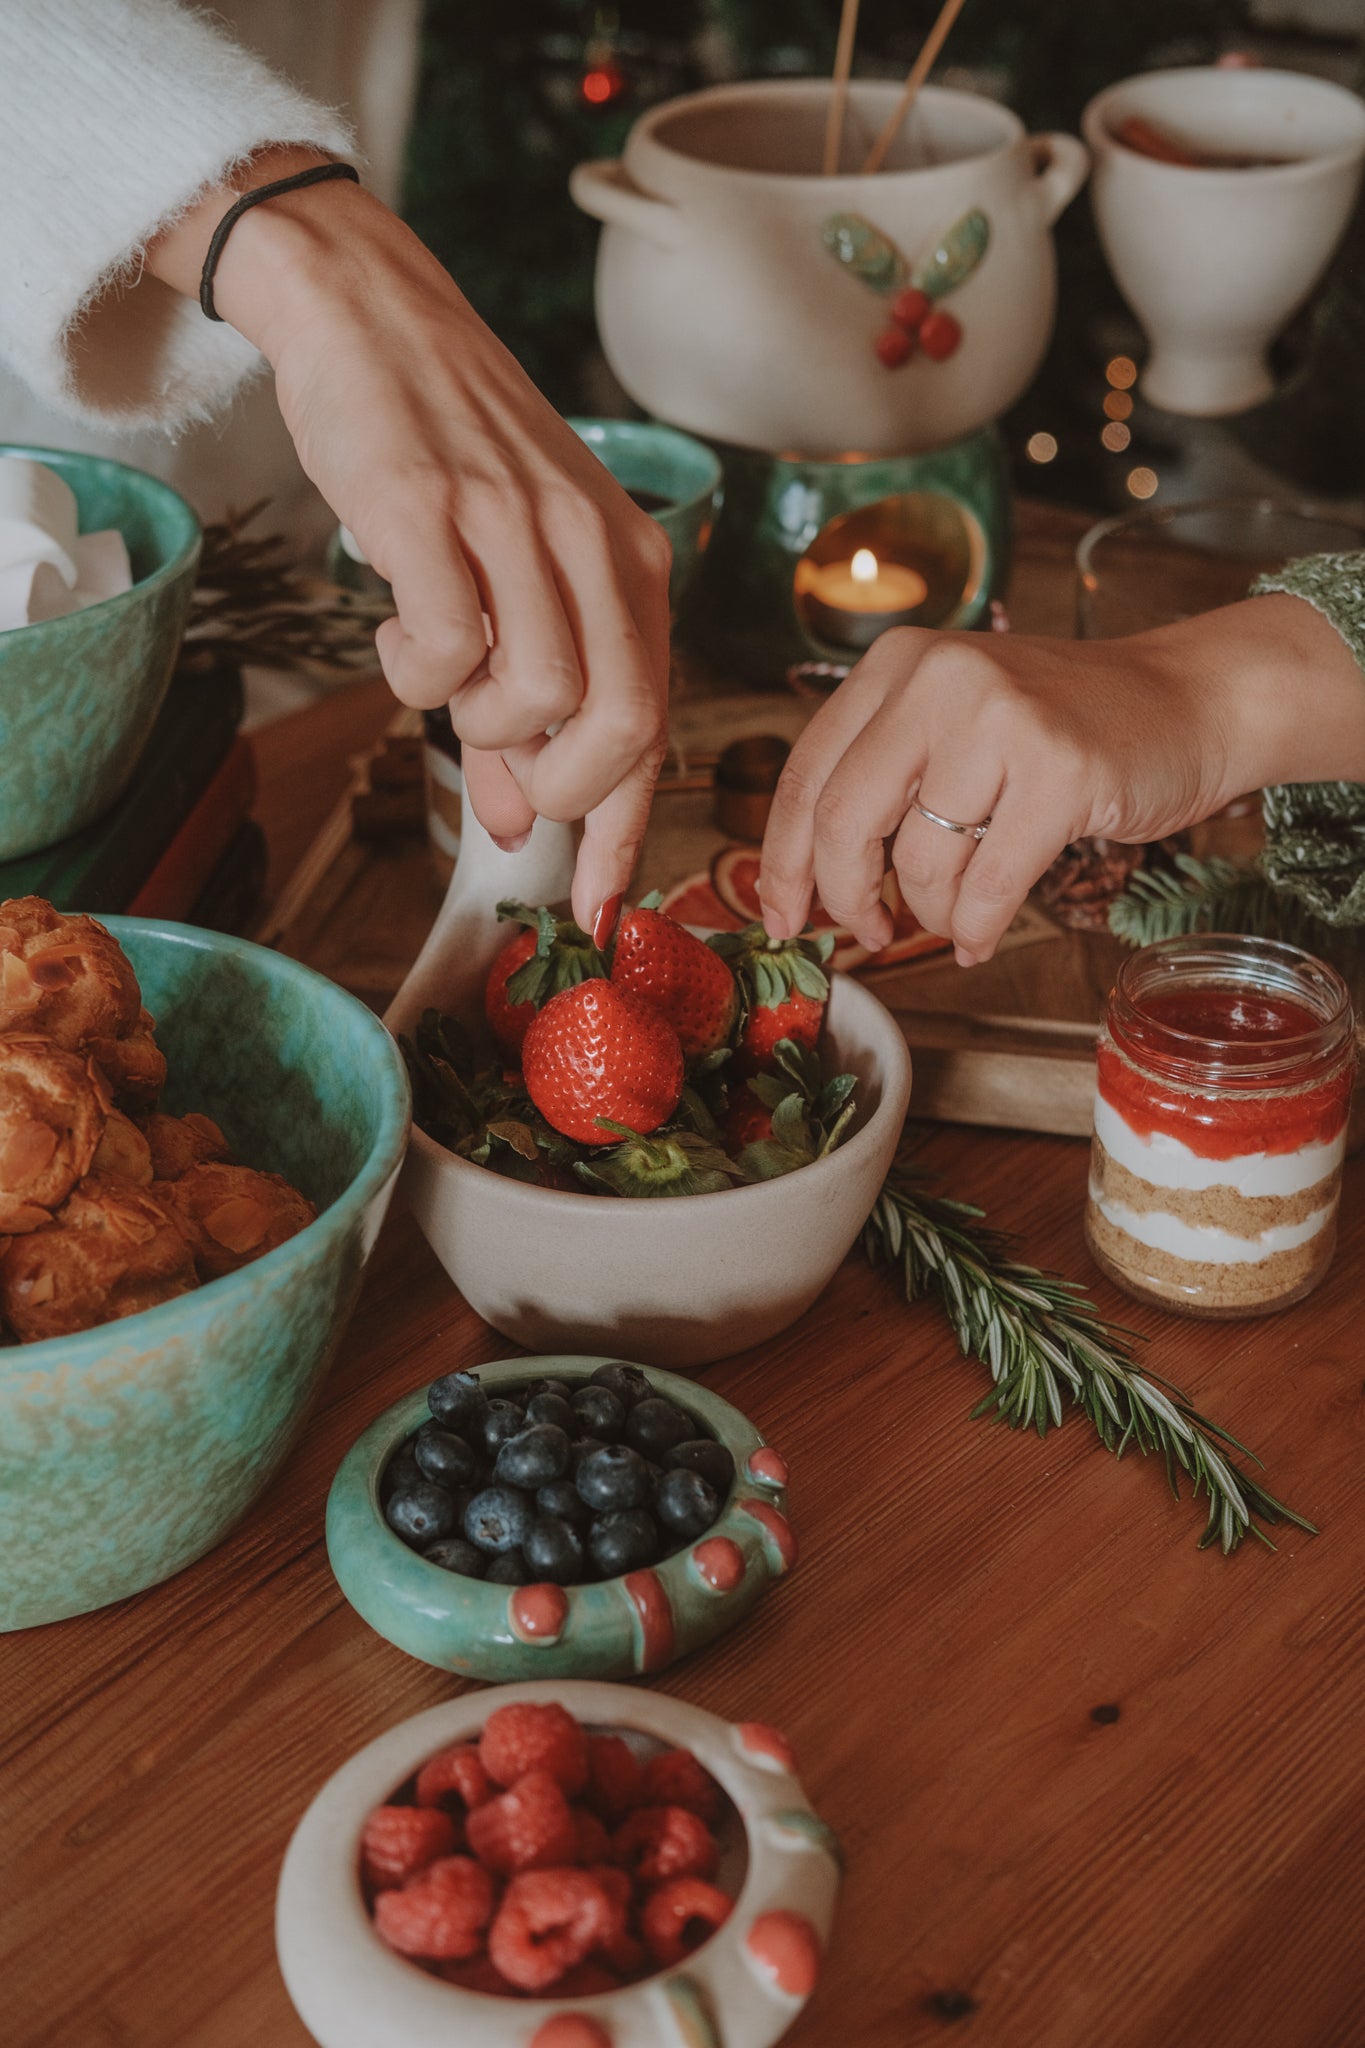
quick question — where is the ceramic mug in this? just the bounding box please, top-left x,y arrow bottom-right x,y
1083,67 -> 1365,418
571,80 -> 1087,458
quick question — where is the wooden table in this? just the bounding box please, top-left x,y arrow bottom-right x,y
6,505 -> 1364,2048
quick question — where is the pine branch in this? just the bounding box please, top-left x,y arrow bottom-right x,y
1107,850 -> 1337,954
863,1159 -> 1316,1554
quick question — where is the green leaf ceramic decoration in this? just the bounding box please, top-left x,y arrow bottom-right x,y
820,212 -> 909,294
911,207 -> 990,298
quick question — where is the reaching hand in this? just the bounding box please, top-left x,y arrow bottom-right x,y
758,596 -> 1365,964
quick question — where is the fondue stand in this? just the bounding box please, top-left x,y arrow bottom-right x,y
572,78 -> 1087,681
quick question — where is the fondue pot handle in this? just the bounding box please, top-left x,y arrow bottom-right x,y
1028,132 -> 1090,225
569,160 -> 688,248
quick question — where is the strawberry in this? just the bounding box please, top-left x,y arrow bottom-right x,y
721,1095 -> 774,1154
573,1122 -> 745,1199
522,982 -> 685,1145
485,902 -> 606,1056
609,899 -> 738,1057
707,923 -> 833,1077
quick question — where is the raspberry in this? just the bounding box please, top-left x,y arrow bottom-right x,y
587,1863 -> 647,1977
641,1877 -> 733,1968
373,1856 -> 495,1960
489,1868 -> 614,1993
467,1769 -> 579,1875
480,1702 -> 589,1796
416,1742 -> 495,1817
572,1807 -> 611,1865
612,1805 -> 719,1885
584,1733 -> 641,1824
638,1749 -> 723,1826
360,1804 -> 458,1892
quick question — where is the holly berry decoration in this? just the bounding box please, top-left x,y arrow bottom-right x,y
827,206 -> 988,372
485,902 -> 606,1056
874,326 -> 914,370
522,981 -> 685,1145
706,922 -> 833,1077
919,308 -> 963,361
609,896 -> 739,1058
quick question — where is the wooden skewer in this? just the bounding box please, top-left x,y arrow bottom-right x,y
822,0 -> 862,176
859,0 -> 969,177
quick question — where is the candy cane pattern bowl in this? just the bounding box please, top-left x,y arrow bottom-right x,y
276,1681 -> 842,2048
326,1358 -> 797,1682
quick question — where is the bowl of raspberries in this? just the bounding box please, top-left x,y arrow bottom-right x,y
326,1356 -> 795,1681
399,896 -> 913,1369
276,1685 -> 842,2048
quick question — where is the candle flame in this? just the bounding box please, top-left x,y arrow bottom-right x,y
851,548 -> 879,584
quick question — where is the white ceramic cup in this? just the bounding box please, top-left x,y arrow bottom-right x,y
1083,66 -> 1365,418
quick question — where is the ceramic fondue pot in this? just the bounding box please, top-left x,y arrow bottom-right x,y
570,79 -> 1088,459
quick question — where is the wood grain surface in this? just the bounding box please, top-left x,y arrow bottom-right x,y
5,501 -> 1363,2048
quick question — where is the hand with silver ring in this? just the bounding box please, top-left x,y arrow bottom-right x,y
757,608 -> 1365,966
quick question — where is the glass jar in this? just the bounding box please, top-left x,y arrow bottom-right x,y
1085,936 -> 1357,1319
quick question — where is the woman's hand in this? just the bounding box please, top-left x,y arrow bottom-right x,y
758,595 -> 1365,964
147,150 -> 671,940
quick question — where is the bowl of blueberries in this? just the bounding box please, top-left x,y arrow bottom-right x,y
326,1355 -> 795,1681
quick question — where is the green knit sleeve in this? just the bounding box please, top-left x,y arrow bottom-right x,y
1252,550 -> 1365,928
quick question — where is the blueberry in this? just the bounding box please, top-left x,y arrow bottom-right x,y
536,1479 -> 593,1533
589,1508 -> 660,1577
525,1377 -> 573,1405
665,1438 -> 735,1497
524,1391 -> 576,1434
568,1436 -> 606,1473
413,1420 -> 480,1490
427,1369 -> 489,1435
625,1397 -> 695,1461
385,1481 -> 458,1548
655,1467 -> 721,1540
463,1485 -> 533,1554
483,1399 -> 527,1456
485,1549 -> 531,1585
590,1361 -> 653,1408
524,1515 -> 586,1585
381,1438 -> 423,1503
576,1443 -> 654,1513
571,1385 -> 626,1442
494,1423 -> 571,1490
423,1536 -> 486,1577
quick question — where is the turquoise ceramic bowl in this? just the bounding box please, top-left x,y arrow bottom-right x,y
0,445 -> 201,860
568,418 -> 723,605
0,919 -> 411,1632
327,1356 -> 795,1680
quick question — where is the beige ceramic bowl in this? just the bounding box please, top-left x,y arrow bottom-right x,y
402,972 -> 912,1371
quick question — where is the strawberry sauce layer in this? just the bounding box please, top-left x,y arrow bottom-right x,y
1098,988 -> 1353,1160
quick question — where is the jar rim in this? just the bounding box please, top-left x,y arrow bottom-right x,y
1109,934 -> 1355,1086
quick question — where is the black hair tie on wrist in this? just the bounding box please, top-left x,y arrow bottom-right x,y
199,161 -> 360,321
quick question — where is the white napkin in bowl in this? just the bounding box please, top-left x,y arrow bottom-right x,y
0,454 -> 134,631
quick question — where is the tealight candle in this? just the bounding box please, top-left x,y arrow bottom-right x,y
801,546 -> 929,651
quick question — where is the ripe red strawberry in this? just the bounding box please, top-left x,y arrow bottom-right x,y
522,982 -> 684,1146
484,901 -> 606,1056
609,901 -> 738,1057
708,923 -> 832,1077
721,1095 -> 774,1154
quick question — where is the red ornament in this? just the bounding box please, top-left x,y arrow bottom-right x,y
920,308 -> 963,360
581,58 -> 627,106
889,286 -> 932,333
874,326 -> 914,370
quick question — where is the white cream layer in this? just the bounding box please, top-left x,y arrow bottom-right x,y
1093,1091 -> 1346,1198
1088,1184 -> 1334,1265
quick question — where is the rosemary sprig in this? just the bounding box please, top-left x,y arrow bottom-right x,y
863,1158 -> 1317,1553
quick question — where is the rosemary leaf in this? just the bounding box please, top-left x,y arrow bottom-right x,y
864,1157 -> 1316,1554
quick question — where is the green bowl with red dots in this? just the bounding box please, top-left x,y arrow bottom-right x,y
276,1680 -> 841,2048
325,1358 -> 795,1682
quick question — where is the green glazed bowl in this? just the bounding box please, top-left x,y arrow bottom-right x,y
0,445 -> 201,860
326,1356 -> 796,1680
0,919 -> 411,1632
568,417 -> 723,606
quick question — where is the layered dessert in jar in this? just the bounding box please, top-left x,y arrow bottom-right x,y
1085,937 -> 1356,1318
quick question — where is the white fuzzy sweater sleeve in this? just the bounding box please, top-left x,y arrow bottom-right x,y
0,0 -> 356,432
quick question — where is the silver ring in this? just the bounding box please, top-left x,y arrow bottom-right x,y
911,798 -> 991,841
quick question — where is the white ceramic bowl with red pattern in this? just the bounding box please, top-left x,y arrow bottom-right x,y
276,1681 -> 841,2048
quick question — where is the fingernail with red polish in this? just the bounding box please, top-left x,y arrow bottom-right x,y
592,892 -> 624,949
491,831 -> 531,854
